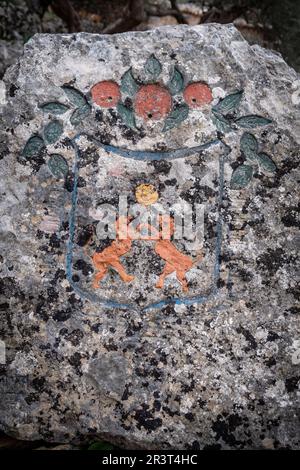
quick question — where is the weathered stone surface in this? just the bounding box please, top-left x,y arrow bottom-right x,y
0,25 -> 299,449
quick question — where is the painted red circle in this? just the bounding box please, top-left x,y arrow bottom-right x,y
183,82 -> 212,108
134,84 -> 172,121
91,81 -> 121,108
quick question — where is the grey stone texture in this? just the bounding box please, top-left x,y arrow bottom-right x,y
0,25 -> 299,449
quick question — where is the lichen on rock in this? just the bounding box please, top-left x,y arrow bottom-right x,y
0,24 -> 299,449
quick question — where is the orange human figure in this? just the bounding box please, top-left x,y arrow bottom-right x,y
153,215 -> 197,292
90,184 -> 203,292
92,216 -> 134,288
134,213 -> 200,291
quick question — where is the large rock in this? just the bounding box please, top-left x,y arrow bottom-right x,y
0,25 -> 299,449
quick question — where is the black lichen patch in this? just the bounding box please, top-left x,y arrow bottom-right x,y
32,376 -> 46,392
236,326 -> 257,351
164,178 -> 178,186
73,259 -> 93,276
121,383 -> 132,401
286,285 -> 300,301
68,352 -> 83,373
212,414 -> 244,447
52,307 -> 72,322
9,84 -> 19,97
75,224 -> 94,247
236,268 -> 254,282
18,149 -> 46,173
78,147 -> 100,168
150,160 -> 172,175
64,172 -> 86,192
256,248 -> 285,277
285,376 -> 299,393
180,179 -> 216,205
133,404 -> 163,432
281,205 -> 300,227
60,328 -> 84,346
267,331 -> 280,341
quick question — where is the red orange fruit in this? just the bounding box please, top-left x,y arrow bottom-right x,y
183,82 -> 212,108
91,81 -> 121,108
134,84 -> 172,121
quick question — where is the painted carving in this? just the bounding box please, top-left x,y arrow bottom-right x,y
19,55 -> 278,309
92,217 -> 135,288
91,55 -> 213,131
183,82 -> 213,108
134,84 -> 172,121
90,80 -> 121,108
22,54 -> 276,190
153,216 -> 200,292
90,185 -> 202,292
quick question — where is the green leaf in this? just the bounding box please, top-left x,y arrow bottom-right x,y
88,441 -> 114,451
257,152 -> 276,173
120,68 -> 139,97
230,164 -> 253,189
43,120 -> 64,144
167,67 -> 184,95
39,102 -> 69,115
70,104 -> 91,126
240,132 -> 258,162
163,104 -> 189,132
213,90 -> 243,115
145,54 -> 162,79
62,86 -> 87,107
22,135 -> 45,158
48,154 -> 69,178
235,115 -> 272,128
212,111 -> 232,134
117,103 -> 137,130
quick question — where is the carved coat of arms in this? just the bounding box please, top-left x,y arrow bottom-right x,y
21,54 -> 275,311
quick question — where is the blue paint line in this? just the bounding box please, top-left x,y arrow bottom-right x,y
66,141 -> 80,283
69,282 -> 134,310
65,137 -> 229,312
142,293 -> 212,312
212,142 -> 230,293
212,151 -> 225,292
74,133 -> 221,161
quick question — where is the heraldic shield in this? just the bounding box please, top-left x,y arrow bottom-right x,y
66,133 -> 228,311
19,50 -> 276,312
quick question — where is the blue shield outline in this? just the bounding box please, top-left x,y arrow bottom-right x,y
66,134 -> 229,312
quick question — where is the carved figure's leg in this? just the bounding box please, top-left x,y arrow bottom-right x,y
156,263 -> 174,289
92,263 -> 108,288
110,259 -> 135,283
176,269 -> 189,292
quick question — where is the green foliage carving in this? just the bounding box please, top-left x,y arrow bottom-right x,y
117,103 -> 137,130
230,164 -> 253,189
40,102 -> 69,115
212,89 -> 276,189
70,104 -> 91,126
120,68 -> 139,97
48,154 -> 69,178
163,104 -> 189,132
22,135 -> 44,158
62,86 -> 87,107
168,67 -> 184,95
240,132 -> 258,162
43,120 -> 63,144
212,111 -> 232,134
235,115 -> 272,128
145,55 -> 162,79
231,131 -> 277,190
213,90 -> 243,115
256,152 -> 276,173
